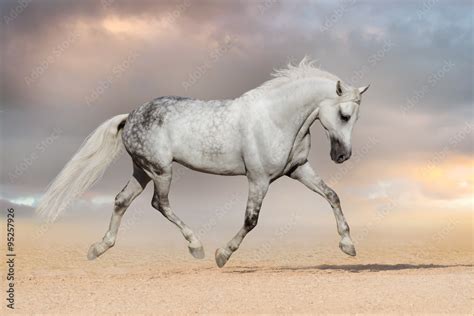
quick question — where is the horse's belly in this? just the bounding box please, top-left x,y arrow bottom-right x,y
171,131 -> 246,175
173,150 -> 246,175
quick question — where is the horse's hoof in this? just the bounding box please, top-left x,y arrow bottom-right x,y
87,244 -> 99,260
188,244 -> 205,259
339,237 -> 356,256
215,248 -> 231,268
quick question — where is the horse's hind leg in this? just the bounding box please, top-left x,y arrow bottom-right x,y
87,164 -> 150,260
150,166 -> 204,259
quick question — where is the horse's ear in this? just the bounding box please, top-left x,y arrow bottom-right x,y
336,81 -> 343,96
358,84 -> 370,95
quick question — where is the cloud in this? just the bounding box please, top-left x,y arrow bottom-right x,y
341,154 -> 473,215
1,0 -> 472,220
0,198 -> 35,217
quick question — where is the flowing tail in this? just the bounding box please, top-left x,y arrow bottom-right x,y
36,114 -> 129,222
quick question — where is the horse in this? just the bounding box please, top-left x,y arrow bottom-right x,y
36,57 -> 369,268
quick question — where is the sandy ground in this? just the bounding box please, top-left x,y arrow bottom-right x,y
2,220 -> 473,314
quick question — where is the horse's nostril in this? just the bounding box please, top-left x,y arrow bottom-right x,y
337,154 -> 345,162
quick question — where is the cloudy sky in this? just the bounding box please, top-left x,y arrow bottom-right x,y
0,1 -> 472,239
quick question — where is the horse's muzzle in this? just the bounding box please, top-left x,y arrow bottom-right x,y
330,136 -> 351,164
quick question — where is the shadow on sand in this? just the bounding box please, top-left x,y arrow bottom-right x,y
224,263 -> 473,274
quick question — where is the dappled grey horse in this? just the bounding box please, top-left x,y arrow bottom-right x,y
37,58 -> 369,267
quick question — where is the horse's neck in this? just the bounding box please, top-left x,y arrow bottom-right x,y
264,78 -> 332,132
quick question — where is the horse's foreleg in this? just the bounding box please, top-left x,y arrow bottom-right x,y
87,165 -> 150,260
215,179 -> 269,268
150,167 -> 204,259
289,162 -> 356,256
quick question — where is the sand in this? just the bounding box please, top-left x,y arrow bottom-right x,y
2,220 -> 473,314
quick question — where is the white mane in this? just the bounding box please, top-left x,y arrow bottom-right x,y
241,56 -> 341,99
272,56 -> 340,82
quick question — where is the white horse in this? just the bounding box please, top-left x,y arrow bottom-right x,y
37,57 -> 369,268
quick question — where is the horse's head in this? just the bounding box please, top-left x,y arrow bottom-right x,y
318,81 -> 369,164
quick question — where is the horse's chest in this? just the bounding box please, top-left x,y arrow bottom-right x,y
285,133 -> 311,171
253,131 -> 311,178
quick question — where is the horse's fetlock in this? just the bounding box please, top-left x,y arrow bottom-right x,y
182,227 -> 194,240
228,242 -> 239,252
339,224 -> 350,236
103,237 -> 115,247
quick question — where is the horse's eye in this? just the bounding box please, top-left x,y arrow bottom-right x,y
340,113 -> 351,122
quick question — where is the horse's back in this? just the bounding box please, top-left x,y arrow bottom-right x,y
122,96 -> 246,175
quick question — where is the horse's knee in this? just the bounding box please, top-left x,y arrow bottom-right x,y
244,211 -> 259,231
320,182 -> 340,207
115,192 -> 131,211
326,189 -> 340,206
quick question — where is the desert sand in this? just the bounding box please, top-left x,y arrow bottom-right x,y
2,219 -> 473,314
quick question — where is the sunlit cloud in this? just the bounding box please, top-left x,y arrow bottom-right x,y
9,196 -> 36,207
101,15 -> 169,38
341,153 -> 473,216
414,155 -> 473,201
